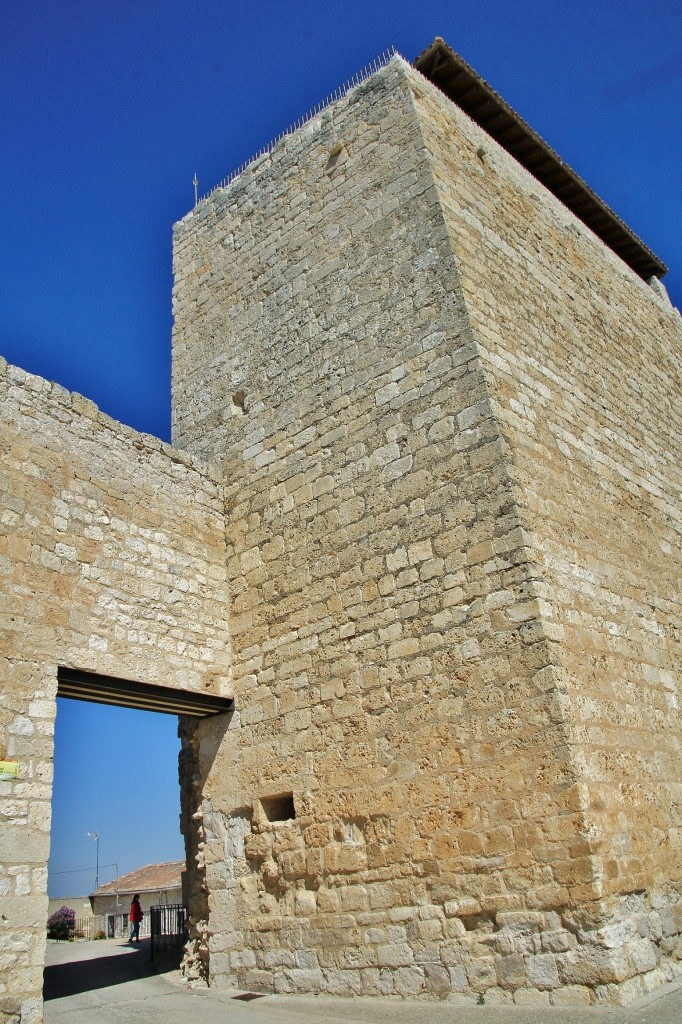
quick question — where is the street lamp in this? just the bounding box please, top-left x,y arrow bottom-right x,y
87,832 -> 100,890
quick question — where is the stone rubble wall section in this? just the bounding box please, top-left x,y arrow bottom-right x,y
409,63 -> 682,999
0,358 -> 233,1022
0,358 -> 232,689
168,56 -> 682,1004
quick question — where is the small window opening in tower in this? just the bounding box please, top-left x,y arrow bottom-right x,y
261,793 -> 295,823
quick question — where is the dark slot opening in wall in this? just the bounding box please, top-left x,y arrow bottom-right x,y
261,793 -> 295,823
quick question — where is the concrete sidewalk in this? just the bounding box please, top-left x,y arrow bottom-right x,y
43,939 -> 682,1024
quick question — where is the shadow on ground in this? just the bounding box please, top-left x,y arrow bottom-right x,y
43,939 -> 183,1000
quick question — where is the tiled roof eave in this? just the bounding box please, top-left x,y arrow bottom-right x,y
90,861 -> 184,897
413,38 -> 667,281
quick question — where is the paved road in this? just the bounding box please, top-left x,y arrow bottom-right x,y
44,939 -> 682,1024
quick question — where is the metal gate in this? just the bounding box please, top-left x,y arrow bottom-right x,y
149,904 -> 188,960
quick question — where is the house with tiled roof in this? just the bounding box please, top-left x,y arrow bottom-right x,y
90,860 -> 184,938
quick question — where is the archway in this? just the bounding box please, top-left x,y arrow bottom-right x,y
45,668 -> 233,996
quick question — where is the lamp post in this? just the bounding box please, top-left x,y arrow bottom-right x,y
87,832 -> 100,890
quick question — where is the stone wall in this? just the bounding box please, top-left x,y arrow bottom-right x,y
0,359 -> 232,1022
411,68 -> 682,1002
171,56 -> 681,1005
2,43 -> 680,1021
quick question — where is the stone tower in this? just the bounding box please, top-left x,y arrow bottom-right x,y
1,40 -> 680,1021
171,43 -> 682,1004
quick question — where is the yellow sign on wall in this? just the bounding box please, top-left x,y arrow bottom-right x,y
0,760 -> 19,780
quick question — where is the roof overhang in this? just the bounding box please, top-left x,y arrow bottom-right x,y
92,884 -> 181,896
57,667 -> 235,718
413,38 -> 667,280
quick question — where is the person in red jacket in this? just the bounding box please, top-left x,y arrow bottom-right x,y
128,894 -> 143,943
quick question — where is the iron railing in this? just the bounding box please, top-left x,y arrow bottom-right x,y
149,903 -> 188,961
73,915 -> 106,939
197,46 -> 399,205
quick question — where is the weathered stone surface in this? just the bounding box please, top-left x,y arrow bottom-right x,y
0,363 -> 232,1019
171,54 -> 681,1004
1,42 -> 681,1021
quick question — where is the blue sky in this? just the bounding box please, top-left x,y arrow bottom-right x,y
2,1 -> 680,897
48,700 -> 183,897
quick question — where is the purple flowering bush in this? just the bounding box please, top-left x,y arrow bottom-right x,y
47,906 -> 76,940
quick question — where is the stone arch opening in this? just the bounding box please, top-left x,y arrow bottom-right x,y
45,668 -> 234,997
